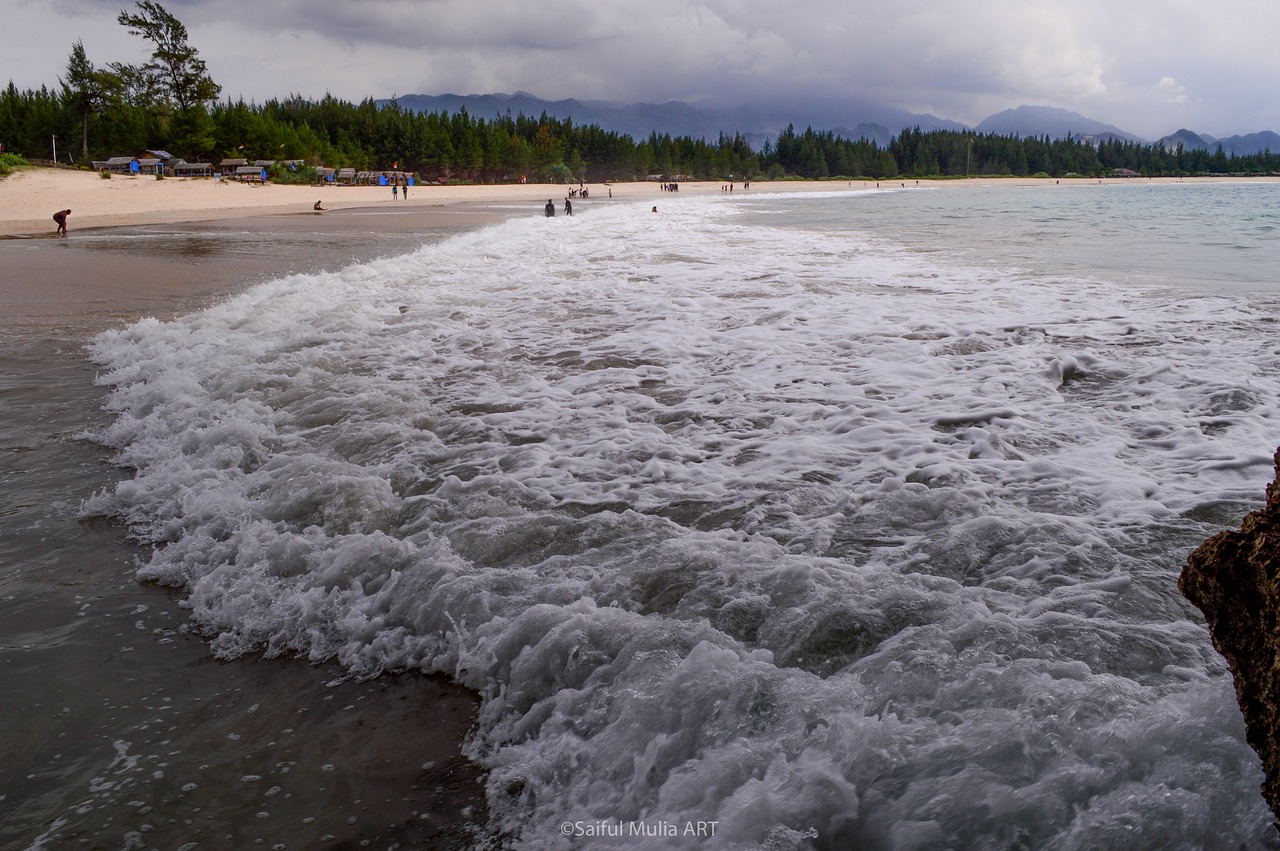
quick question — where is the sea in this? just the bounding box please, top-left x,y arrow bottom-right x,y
6,181 -> 1280,849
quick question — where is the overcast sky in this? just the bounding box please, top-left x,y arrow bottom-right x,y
6,0 -> 1280,140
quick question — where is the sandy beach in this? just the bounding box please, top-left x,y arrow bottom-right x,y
0,168 -> 731,236
5,167 -> 1278,239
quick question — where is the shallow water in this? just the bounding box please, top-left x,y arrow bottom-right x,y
0,219 -> 488,850
782,181 -> 1280,293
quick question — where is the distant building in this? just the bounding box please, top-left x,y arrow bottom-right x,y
92,156 -> 138,174
171,161 -> 214,177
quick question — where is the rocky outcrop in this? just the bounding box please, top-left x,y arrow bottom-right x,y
1181,448 -> 1280,821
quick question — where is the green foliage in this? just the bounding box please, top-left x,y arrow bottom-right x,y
546,162 -> 573,184
0,151 -> 29,176
116,1 -> 220,112
60,40 -> 123,162
268,162 -> 319,185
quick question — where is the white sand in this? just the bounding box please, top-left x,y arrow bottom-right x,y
0,169 -> 771,235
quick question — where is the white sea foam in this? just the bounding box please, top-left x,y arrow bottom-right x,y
87,191 -> 1280,848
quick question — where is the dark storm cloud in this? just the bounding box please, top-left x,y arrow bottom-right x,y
10,0 -> 1280,138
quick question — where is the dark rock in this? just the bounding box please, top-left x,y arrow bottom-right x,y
1181,447 -> 1280,821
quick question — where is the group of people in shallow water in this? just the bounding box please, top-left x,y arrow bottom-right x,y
545,198 -> 574,217
543,184 -> 668,217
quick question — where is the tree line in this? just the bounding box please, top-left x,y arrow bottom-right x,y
3,2 -> 1279,183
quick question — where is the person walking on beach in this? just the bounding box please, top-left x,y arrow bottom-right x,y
53,209 -> 71,235
401,181 -> 408,200
545,199 -> 555,217
392,183 -> 399,200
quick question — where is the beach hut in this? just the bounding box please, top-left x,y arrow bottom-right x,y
336,168 -> 356,184
219,158 -> 248,175
316,167 -> 336,183
95,156 -> 137,174
136,157 -> 163,175
172,161 -> 214,177
234,165 -> 264,183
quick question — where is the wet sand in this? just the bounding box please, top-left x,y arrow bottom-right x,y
0,205 -> 508,850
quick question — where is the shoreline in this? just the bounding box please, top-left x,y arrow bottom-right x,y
0,204 -> 501,848
6,167 -> 1280,238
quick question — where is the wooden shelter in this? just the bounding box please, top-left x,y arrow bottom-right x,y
234,165 -> 266,183
171,161 -> 214,177
92,156 -> 137,174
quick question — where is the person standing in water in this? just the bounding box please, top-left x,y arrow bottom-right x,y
545,199 -> 555,217
564,197 -> 573,216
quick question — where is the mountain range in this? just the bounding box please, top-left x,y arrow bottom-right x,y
389,94 -> 1280,156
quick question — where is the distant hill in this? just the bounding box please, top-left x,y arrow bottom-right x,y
830,123 -> 893,147
387,93 -> 1280,156
975,105 -> 1139,143
1156,128 -> 1214,150
1155,128 -> 1280,155
389,92 -> 964,147
1215,131 -> 1280,156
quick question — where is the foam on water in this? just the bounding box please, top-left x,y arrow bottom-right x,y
86,191 -> 1280,848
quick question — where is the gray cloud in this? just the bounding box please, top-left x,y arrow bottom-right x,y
7,0 -> 1280,139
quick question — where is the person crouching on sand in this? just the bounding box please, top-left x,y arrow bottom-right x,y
53,209 -> 71,235
314,200 -> 325,213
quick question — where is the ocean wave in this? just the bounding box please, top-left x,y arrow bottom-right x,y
86,195 -> 1279,848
